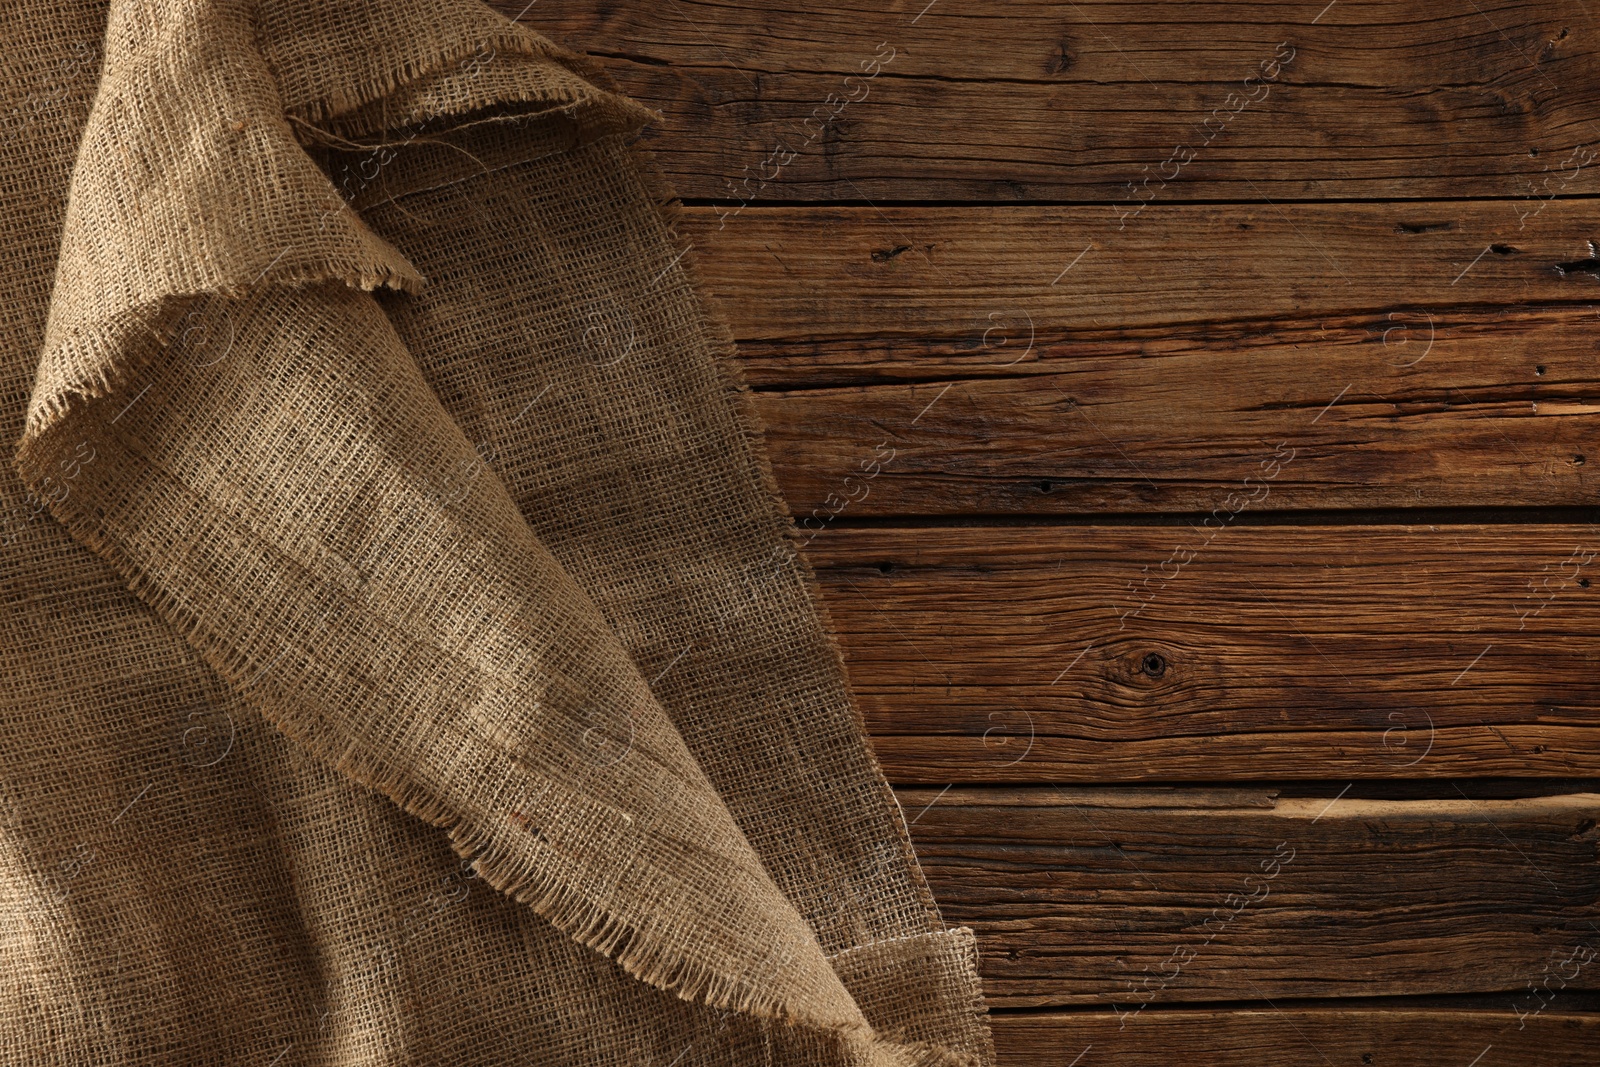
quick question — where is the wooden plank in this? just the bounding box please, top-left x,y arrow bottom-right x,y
671,200 -> 1600,514
807,525 -> 1600,781
509,1 -> 1600,202
902,788 -> 1600,1006
731,301 -> 1600,389
679,202 -> 1600,345
991,1004 -> 1600,1066
751,305 -> 1600,514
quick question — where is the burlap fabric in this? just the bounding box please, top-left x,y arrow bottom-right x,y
1,1 -> 994,1064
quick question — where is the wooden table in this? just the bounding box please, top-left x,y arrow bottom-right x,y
499,2 -> 1600,1060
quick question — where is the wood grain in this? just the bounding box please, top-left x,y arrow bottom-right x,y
990,1004 -> 1600,1066
904,787 -> 1600,1006
808,525 -> 1600,781
508,1 -> 1600,202
672,201 -> 1600,514
679,202 -> 1600,345
751,304 -> 1600,514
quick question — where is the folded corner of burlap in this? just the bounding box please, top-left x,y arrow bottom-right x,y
19,0 -> 666,450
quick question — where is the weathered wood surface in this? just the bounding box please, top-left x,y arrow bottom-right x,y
685,202 -> 1600,513
506,1 -> 1600,203
903,787 -> 1600,1007
812,524 -> 1600,781
730,300 -> 1600,388
748,304 -> 1600,515
678,202 -> 1600,344
991,1004 -> 1600,1066
506,0 -> 1600,1057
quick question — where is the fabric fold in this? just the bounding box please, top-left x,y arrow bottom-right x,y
20,0 -> 874,1039
11,2 -> 993,1064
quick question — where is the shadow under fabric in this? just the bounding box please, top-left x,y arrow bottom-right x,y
6,0 -> 994,1063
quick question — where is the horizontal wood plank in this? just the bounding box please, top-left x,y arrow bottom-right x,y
512,1 -> 1600,202
681,202 -> 1600,344
809,525 -> 1600,781
904,787 -> 1600,1006
679,201 -> 1600,513
990,1004 -> 1600,1065
752,304 -> 1600,514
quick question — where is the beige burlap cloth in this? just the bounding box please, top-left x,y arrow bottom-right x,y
1,1 -> 994,1064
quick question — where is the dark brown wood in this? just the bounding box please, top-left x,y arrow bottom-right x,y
508,1 -> 1600,202
903,787 -> 1600,1007
991,1004 -> 1600,1066
731,302 -> 1600,390
748,303 -> 1600,515
679,202 -> 1600,344
808,525 -> 1600,782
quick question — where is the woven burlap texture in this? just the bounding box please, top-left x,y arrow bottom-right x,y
3,1 -> 995,1064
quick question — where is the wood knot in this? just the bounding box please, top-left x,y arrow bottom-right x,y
1554,239 -> 1600,277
